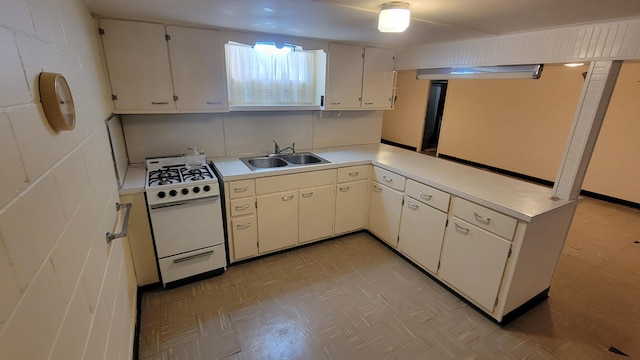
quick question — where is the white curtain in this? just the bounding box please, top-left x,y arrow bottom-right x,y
225,43 -> 316,105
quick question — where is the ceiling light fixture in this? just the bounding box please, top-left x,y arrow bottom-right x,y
416,64 -> 544,80
378,2 -> 410,33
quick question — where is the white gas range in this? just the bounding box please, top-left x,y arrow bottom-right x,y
145,156 -> 226,286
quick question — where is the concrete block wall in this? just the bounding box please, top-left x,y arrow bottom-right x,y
0,0 -> 137,359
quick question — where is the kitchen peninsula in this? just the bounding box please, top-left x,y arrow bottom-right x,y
208,143 -> 579,323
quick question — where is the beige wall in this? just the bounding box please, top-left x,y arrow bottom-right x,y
437,62 -> 640,203
438,64 -> 585,181
381,70 -> 428,149
0,0 -> 137,359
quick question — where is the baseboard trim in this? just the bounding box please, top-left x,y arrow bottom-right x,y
381,139 -> 417,152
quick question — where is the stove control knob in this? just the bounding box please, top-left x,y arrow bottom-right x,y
181,188 -> 189,195
193,186 -> 200,193
169,190 -> 178,197
158,191 -> 166,199
203,185 -> 211,192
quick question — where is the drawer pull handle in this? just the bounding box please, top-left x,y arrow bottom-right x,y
348,172 -> 359,177
373,185 -> 382,192
339,186 -> 350,192
151,101 -> 169,105
282,195 -> 295,201
206,101 -> 221,105
407,201 -> 419,210
382,176 -> 393,183
236,223 -> 251,230
234,186 -> 249,193
302,192 -> 313,198
419,192 -> 432,200
474,212 -> 491,224
173,250 -> 214,264
235,204 -> 250,211
454,223 -> 470,235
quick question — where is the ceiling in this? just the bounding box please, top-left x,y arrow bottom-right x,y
82,0 -> 640,48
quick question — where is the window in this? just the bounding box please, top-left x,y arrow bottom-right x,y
225,42 -> 325,106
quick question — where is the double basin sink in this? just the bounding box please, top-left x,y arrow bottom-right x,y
240,152 -> 330,171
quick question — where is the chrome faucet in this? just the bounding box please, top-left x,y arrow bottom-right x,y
271,140 -> 295,156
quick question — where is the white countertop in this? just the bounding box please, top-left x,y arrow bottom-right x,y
120,143 -> 578,222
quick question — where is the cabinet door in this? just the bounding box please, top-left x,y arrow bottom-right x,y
325,43 -> 363,109
299,185 -> 335,243
368,182 -> 403,247
361,47 -> 396,109
167,26 -> 229,112
119,193 -> 159,286
257,191 -> 298,253
100,19 -> 175,111
335,180 -> 368,234
398,196 -> 447,274
231,215 -> 258,260
439,218 -> 511,311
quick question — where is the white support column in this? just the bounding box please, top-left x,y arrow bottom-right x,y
552,60 -> 622,200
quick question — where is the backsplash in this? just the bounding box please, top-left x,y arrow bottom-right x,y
122,110 -> 383,163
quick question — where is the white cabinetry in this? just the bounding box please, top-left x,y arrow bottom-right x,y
325,44 -> 396,110
397,180 -> 450,274
368,167 -> 405,247
100,19 -> 228,113
299,185 -> 335,243
257,190 -> 299,253
255,169 -> 337,254
100,19 -> 175,112
119,192 -> 159,286
361,47 -> 396,109
335,165 -> 370,235
226,179 -> 258,261
166,26 -> 229,111
439,197 -> 514,312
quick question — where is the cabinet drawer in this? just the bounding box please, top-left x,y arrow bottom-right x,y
228,179 -> 255,199
452,197 -> 517,240
230,197 -> 255,217
231,215 -> 258,260
337,165 -> 370,183
158,244 -> 226,285
405,179 -> 450,213
372,166 -> 406,191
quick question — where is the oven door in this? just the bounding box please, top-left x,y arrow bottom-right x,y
148,195 -> 223,259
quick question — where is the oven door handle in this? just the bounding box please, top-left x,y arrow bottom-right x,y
149,195 -> 219,210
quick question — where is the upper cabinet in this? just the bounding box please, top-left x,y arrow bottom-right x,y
325,43 -> 396,110
99,19 -> 229,113
100,19 -> 175,112
166,26 -> 229,112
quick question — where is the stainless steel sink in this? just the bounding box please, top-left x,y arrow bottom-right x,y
282,153 -> 324,165
240,152 -> 330,171
247,157 -> 288,168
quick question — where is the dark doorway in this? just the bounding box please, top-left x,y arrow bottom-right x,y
421,80 -> 448,156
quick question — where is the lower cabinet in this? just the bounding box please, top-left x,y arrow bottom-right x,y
439,217 -> 511,311
257,190 -> 299,253
335,180 -> 369,234
231,215 -> 258,259
119,192 -> 159,286
368,181 -> 404,247
397,195 -> 447,274
299,185 -> 335,243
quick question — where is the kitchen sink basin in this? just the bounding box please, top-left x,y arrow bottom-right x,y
240,152 -> 330,171
247,157 -> 288,168
282,153 -> 323,164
